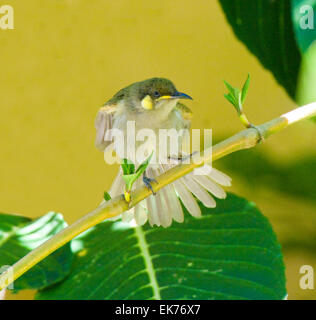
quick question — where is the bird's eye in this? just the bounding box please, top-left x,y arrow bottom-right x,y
153,91 -> 160,98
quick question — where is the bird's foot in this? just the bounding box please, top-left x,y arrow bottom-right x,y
143,176 -> 158,195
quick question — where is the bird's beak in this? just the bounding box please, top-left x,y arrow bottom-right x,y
156,92 -> 193,101
172,91 -> 193,100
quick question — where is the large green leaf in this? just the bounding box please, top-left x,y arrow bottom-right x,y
218,0 -> 301,99
36,194 -> 286,300
0,212 -> 73,292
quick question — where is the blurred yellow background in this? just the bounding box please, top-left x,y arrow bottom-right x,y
1,0 -> 315,300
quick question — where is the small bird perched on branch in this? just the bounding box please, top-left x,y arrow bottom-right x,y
95,78 -> 231,227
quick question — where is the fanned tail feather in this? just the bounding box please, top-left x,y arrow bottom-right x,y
107,164 -> 231,227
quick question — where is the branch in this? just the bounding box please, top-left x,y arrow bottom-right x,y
1,102 -> 316,291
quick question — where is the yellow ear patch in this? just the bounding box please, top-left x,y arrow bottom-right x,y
141,95 -> 153,110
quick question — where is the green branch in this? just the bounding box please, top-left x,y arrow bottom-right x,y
1,102 -> 316,291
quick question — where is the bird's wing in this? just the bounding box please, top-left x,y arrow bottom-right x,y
95,104 -> 117,151
95,101 -> 192,152
175,102 -> 193,121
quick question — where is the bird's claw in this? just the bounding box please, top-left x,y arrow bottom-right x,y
143,176 -> 158,195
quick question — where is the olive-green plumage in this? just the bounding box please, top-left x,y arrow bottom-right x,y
106,78 -> 178,106
95,77 -> 193,153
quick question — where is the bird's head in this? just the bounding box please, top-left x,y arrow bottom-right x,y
124,78 -> 192,112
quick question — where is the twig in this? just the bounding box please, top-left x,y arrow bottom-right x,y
1,102 -> 316,291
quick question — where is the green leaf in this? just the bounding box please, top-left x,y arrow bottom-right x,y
223,79 -> 247,115
0,212 -> 73,292
122,173 -> 139,191
241,74 -> 250,104
135,152 -> 153,175
103,192 -> 112,202
223,80 -> 238,98
223,81 -> 240,110
219,0 -> 301,99
122,153 -> 154,192
296,42 -> 316,109
36,194 -> 286,300
121,159 -> 135,176
224,93 -> 236,107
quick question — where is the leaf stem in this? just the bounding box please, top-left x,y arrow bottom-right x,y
239,112 -> 252,128
1,102 -> 316,291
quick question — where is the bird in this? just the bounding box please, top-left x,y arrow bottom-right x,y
95,77 -> 231,227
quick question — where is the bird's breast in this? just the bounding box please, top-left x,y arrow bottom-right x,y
112,107 -> 188,165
